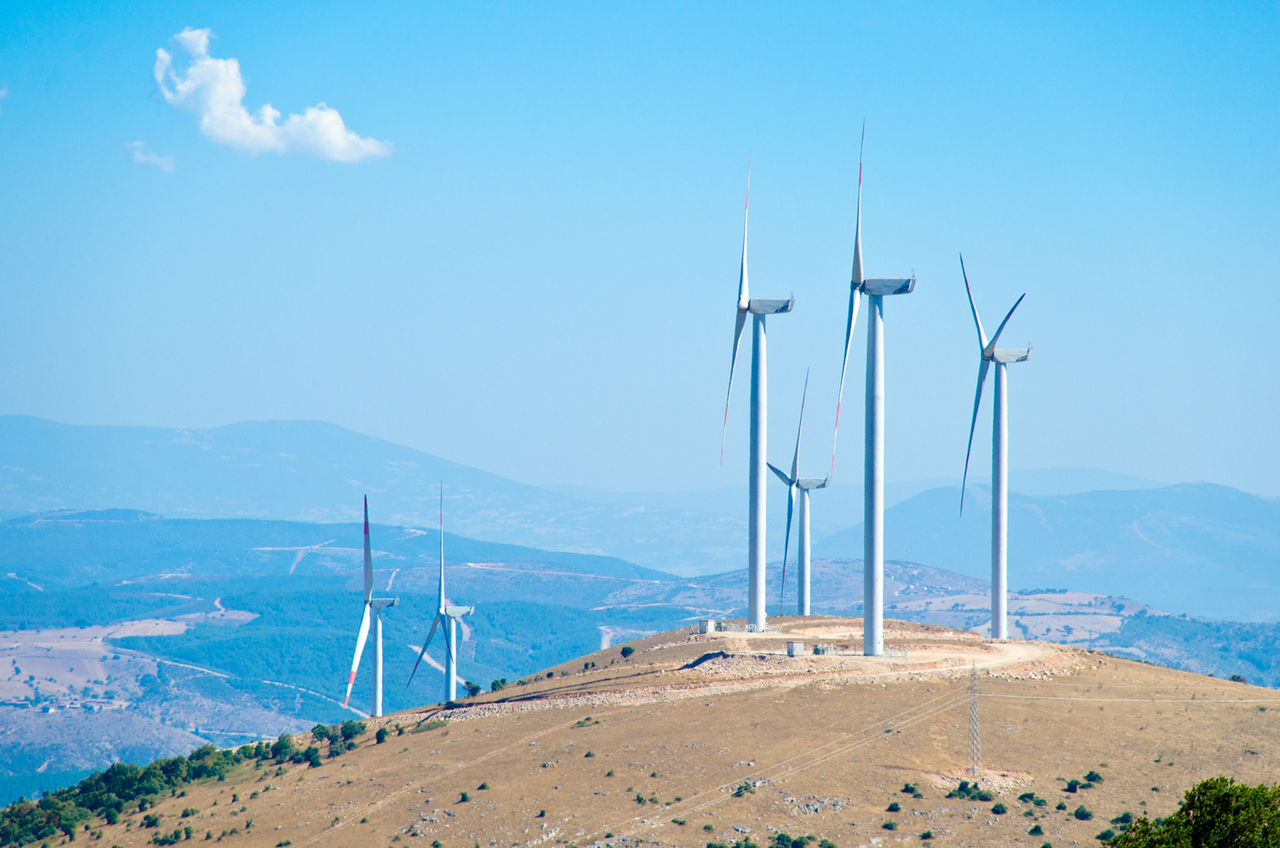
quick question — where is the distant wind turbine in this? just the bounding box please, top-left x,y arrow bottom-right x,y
720,162 -> 796,633
768,370 -> 828,616
409,484 -> 474,703
959,255 -> 1031,641
342,497 -> 399,717
832,124 -> 917,657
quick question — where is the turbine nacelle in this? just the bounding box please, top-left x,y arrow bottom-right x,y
859,277 -> 917,297
796,477 -> 829,490
990,347 -> 1032,364
747,297 -> 796,315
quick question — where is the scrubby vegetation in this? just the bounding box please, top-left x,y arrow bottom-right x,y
946,781 -> 994,802
0,743 -> 256,847
1107,776 -> 1280,846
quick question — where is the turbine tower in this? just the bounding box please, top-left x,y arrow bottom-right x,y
342,497 -> 399,717
768,371 -> 828,616
831,126 -> 916,657
409,485 -> 474,703
959,255 -> 1030,640
720,165 -> 796,632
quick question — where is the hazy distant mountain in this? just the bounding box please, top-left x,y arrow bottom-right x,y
549,467 -> 1163,530
813,482 -> 1280,621
0,416 -> 744,574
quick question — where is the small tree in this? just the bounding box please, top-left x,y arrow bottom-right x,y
375,727 -> 387,744
621,646 -> 635,658
465,681 -> 482,697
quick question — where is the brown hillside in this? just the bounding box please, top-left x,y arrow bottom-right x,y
62,617 -> 1280,848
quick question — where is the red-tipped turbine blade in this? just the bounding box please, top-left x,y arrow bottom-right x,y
342,603 -> 371,708
362,497 -> 373,602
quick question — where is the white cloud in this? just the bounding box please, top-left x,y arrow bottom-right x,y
0,86 -> 8,113
154,27 -> 391,162
127,141 -> 175,172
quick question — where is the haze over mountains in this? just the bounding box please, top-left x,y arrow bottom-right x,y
815,482 -> 1280,621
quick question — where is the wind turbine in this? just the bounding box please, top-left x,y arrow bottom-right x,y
959,255 -> 1031,641
720,164 -> 796,633
409,485 -> 474,703
342,497 -> 399,717
768,370 -> 828,617
831,125 -> 916,657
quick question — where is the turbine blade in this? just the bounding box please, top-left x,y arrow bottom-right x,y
342,603 -> 372,708
736,162 -> 751,309
767,462 -> 792,486
721,165 -> 752,465
363,496 -> 373,603
720,308 -> 748,464
832,128 -> 866,481
790,369 -> 808,481
779,484 -> 795,616
960,358 -> 992,516
960,254 -> 988,349
832,287 -> 862,480
851,122 -> 865,286
985,293 -> 1027,355
407,613 -> 441,687
438,482 -> 445,609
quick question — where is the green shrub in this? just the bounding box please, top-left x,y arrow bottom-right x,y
992,803 -> 1007,815
621,646 -> 635,658
1096,829 -> 1115,841
704,824 -> 715,832
459,792 -> 470,803
1056,801 -> 1068,811
921,832 -> 933,841
339,721 -> 365,741
1019,792 -> 1037,803
1066,780 -> 1081,793
1074,806 -> 1093,821
901,784 -> 917,794
882,822 -> 897,831
375,728 -> 387,744
1111,812 -> 1133,825
1029,825 -> 1043,835
477,783 -> 489,790
887,802 -> 900,812
1085,770 -> 1104,784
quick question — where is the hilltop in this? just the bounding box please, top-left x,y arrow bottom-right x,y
19,616 -> 1279,848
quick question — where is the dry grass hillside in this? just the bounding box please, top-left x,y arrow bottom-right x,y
55,617 -> 1280,848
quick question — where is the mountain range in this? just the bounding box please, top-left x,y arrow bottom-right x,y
0,415 -> 1178,579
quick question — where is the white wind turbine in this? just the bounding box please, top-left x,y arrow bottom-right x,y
959,255 -> 1031,641
409,485 -> 473,703
831,125 -> 917,657
720,164 -> 796,632
342,497 -> 398,717
768,370 -> 828,616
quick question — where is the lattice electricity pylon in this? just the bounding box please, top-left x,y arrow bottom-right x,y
968,661 -> 983,778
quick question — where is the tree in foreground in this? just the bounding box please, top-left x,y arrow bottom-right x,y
1109,776 -> 1280,847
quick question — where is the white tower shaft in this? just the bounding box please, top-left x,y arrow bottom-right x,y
372,609 -> 383,717
446,618 -> 458,702
798,489 -> 811,616
864,295 -> 885,656
748,314 -> 768,631
991,363 -> 1009,639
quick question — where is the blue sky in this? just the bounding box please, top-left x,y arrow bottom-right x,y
1,1 -> 1277,495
